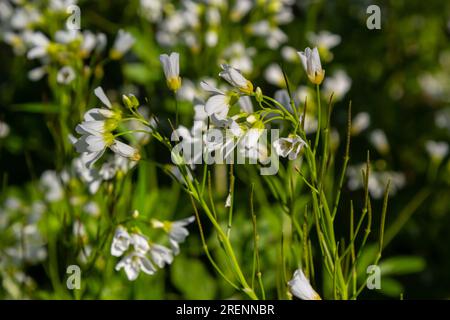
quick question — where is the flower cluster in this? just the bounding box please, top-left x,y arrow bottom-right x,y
111,216 -> 195,281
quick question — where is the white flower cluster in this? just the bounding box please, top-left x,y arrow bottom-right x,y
0,1 -> 135,84
111,216 -> 195,281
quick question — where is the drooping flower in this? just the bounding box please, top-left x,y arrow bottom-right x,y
167,216 -> 195,254
160,52 -> 181,92
115,252 -> 156,281
298,47 -> 325,85
288,269 -> 321,300
151,216 -> 195,255
149,244 -> 174,268
219,64 -> 253,94
273,134 -> 306,160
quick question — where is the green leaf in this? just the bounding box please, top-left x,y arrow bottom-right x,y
379,277 -> 404,298
379,256 -> 426,276
171,256 -> 217,299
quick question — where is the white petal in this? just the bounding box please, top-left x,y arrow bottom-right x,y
205,95 -> 229,118
94,87 -> 112,109
109,140 -> 137,158
200,81 -> 225,95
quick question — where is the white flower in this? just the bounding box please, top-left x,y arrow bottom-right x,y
56,66 -> 76,84
219,64 -> 253,94
230,0 -> 253,21
307,31 -> 341,51
40,170 -> 63,202
425,140 -> 449,161
264,63 -> 285,87
281,46 -> 299,62
168,216 -> 195,254
201,81 -> 239,120
74,87 -> 140,167
288,269 -> 321,300
159,52 -> 181,91
369,129 -> 390,155
273,135 -> 306,160
298,47 -> 325,85
111,226 -> 131,257
351,112 -> 370,136
130,233 -> 150,254
28,66 -> 48,81
152,216 -> 195,255
222,42 -> 255,75
115,252 -> 156,281
110,29 -> 135,60
323,70 -> 352,100
149,244 -> 173,268
0,120 -> 10,138
26,32 -> 51,60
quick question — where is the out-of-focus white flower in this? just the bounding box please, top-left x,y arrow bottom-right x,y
219,64 -> 253,94
351,112 -> 371,136
149,244 -> 173,268
56,66 -> 76,84
298,47 -> 325,85
115,252 -> 156,281
111,226 -> 131,257
6,224 -> 47,264
281,46 -> 299,63
40,170 -> 63,202
369,129 -> 390,155
288,269 -> 321,300
264,63 -> 285,88
26,32 -> 51,60
247,21 -> 287,49
347,163 -> 405,199
28,66 -> 48,81
222,42 -> 255,75
160,52 -> 181,92
323,70 -> 352,100
4,31 -> 27,55
273,134 -> 306,160
0,120 -> 10,138
110,29 -> 135,60
230,0 -> 253,21
140,0 -> 164,22
307,31 -> 341,51
418,73 -> 447,100
425,140 -> 449,161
